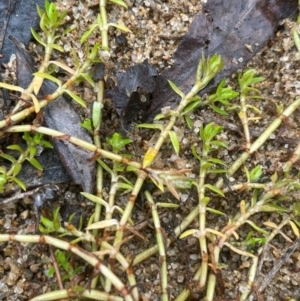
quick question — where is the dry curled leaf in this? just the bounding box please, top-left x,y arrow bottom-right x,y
146,0 -> 298,119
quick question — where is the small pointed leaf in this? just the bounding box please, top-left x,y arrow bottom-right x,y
108,0 -> 128,8
204,184 -> 225,197
64,89 -> 86,107
108,23 -> 132,33
168,80 -> 185,98
168,131 -> 180,155
12,177 -> 26,191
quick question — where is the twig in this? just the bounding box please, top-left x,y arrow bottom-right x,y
258,237 -> 300,294
49,246 -> 65,291
0,187 -> 39,206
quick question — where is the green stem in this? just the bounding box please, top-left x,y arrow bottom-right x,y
4,125 -> 142,169
91,79 -> 105,289
100,0 -> 109,50
145,191 -> 168,301
198,163 -> 208,289
239,93 -> 251,150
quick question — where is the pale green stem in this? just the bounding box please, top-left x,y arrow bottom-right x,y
145,191 -> 168,301
205,246 -> 221,301
113,172 -> 147,246
30,288 -> 124,301
198,163 -> 208,289
3,125 -> 142,169
103,179 -> 119,294
91,80 -> 105,289
239,93 -> 251,150
222,182 -> 266,193
100,0 -> 109,50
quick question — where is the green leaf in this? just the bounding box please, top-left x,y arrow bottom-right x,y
81,192 -> 109,211
245,220 -> 269,234
180,229 -> 200,239
209,104 -> 228,115
88,42 -> 101,61
12,177 -> 26,191
238,69 -> 264,93
168,80 -> 185,98
184,114 -> 193,129
249,165 -> 262,182
200,197 -> 210,206
36,4 -> 45,19
47,267 -> 55,277
154,113 -> 168,120
204,184 -> 225,197
35,134 -> 52,149
206,207 -> 226,216
191,145 -> 201,161
0,166 -> 7,174
108,23 -> 132,33
210,140 -> 227,148
168,131 -> 180,155
201,162 -> 213,170
0,153 -> 16,164
64,89 -> 86,107
181,99 -> 202,116
106,133 -> 132,152
259,203 -> 288,213
39,224 -> 50,234
48,43 -> 64,52
27,158 -> 43,171
80,118 -> 93,133
137,123 -> 163,131
39,13 -> 48,34
81,73 -> 95,88
33,72 -> 62,88
0,82 -> 24,93
207,158 -> 226,165
80,24 -> 98,44
40,216 -> 54,230
207,169 -> 227,174
46,2 -> 58,24
92,102 -> 102,128
29,145 -> 37,159
108,0 -> 128,8
7,144 -> 23,153
31,28 -> 46,47
67,212 -> 76,224
53,207 -> 61,231
12,163 -> 22,177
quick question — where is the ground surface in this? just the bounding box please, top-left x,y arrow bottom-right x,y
1,1 -> 300,301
